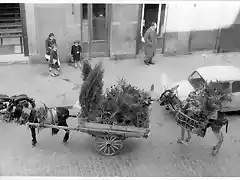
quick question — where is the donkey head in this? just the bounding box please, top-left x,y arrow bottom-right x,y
158,85 -> 179,106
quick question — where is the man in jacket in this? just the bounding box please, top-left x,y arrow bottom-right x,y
144,22 -> 157,65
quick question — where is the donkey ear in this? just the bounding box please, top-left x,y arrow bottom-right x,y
44,104 -> 48,110
40,101 -> 48,110
150,84 -> 154,91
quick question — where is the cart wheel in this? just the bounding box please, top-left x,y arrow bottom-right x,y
95,135 -> 123,156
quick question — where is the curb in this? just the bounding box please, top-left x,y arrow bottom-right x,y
0,60 -> 28,66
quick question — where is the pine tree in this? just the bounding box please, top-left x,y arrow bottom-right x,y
82,60 -> 92,81
79,62 -> 104,119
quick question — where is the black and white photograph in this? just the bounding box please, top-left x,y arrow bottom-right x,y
0,0 -> 240,177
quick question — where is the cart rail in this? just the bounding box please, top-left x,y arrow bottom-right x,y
175,111 -> 209,137
26,122 -> 150,139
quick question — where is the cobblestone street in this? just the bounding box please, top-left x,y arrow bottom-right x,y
1,52 -> 240,176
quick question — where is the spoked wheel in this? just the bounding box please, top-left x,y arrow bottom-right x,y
95,135 -> 123,156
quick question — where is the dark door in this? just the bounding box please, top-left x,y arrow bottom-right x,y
91,4 -> 110,57
0,3 -> 24,55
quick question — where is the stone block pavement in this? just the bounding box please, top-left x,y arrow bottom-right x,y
0,52 -> 240,176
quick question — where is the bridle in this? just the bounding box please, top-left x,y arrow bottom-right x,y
158,85 -> 180,111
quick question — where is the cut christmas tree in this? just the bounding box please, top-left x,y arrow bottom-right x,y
79,61 -> 152,128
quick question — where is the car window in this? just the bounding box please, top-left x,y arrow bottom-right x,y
232,81 -> 240,93
188,71 -> 205,89
210,81 -> 231,93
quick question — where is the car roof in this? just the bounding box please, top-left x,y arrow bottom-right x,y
196,65 -> 240,82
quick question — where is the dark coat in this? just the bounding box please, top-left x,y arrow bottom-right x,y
49,49 -> 59,69
144,27 -> 157,57
71,45 -> 82,61
45,37 -> 56,55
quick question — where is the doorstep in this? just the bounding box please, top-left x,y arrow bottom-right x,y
0,54 -> 29,65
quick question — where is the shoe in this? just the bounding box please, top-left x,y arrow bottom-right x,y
50,73 -> 56,77
149,61 -> 155,64
32,140 -> 37,147
144,61 -> 150,65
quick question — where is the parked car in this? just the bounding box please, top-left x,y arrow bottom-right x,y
161,65 -> 240,112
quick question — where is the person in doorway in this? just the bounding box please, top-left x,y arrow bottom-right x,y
49,44 -> 60,77
143,22 -> 157,65
45,33 -> 56,62
70,40 -> 82,68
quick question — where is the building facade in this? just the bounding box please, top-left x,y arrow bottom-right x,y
1,3 -> 240,64
164,2 -> 240,55
25,3 -> 142,63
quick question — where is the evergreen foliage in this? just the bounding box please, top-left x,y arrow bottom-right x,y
79,63 -> 151,128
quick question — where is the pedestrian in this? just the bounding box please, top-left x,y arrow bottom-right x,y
143,22 -> 157,65
45,33 -> 56,62
71,40 -> 82,68
49,44 -> 61,77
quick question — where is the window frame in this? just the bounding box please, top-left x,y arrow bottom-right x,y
188,70 -> 206,89
231,80 -> 240,93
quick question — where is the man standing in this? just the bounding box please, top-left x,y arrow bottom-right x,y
144,22 -> 157,65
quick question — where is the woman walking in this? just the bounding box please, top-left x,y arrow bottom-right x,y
45,33 -> 56,62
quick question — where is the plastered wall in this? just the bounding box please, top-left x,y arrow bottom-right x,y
26,3 -> 81,63
164,2 -> 240,55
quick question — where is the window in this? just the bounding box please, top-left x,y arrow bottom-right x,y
92,4 -> 106,41
93,4 -> 105,18
81,4 -> 107,41
82,4 -> 88,20
211,81 -> 231,93
188,71 -> 205,89
232,81 -> 240,93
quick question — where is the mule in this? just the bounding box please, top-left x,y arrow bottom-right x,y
20,103 -> 76,147
158,88 -> 228,156
158,88 -> 192,144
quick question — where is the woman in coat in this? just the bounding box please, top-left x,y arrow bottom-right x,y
45,33 -> 56,62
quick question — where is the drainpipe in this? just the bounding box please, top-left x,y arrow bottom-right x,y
88,4 -> 92,59
162,4 -> 169,54
215,26 -> 222,54
80,4 -> 83,59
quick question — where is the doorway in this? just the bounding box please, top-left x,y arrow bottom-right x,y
142,4 -> 159,36
81,4 -> 110,58
0,3 -> 28,55
137,4 -> 167,55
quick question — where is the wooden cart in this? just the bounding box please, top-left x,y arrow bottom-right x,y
26,121 -> 150,156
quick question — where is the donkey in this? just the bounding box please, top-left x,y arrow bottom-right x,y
158,87 -> 229,156
158,86 -> 192,144
21,103 -> 76,147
